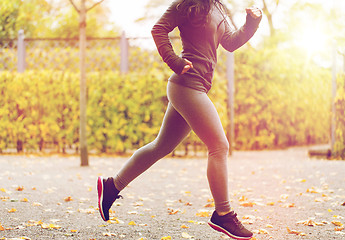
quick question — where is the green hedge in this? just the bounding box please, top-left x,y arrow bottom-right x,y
0,50 -> 338,154
0,70 -> 170,153
232,47 -> 332,150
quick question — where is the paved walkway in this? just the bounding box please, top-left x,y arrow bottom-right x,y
0,148 -> 344,239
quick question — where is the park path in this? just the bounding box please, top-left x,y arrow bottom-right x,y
0,148 -> 344,240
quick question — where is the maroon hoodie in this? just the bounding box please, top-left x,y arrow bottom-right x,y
152,0 -> 261,93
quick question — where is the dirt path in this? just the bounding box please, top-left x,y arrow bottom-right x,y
0,148 -> 344,240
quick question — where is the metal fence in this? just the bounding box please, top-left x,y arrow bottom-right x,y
0,30 -> 172,73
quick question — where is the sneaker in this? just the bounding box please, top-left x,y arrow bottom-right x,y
208,210 -> 253,240
97,176 -> 122,221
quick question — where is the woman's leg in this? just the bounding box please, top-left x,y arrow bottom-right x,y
167,82 -> 231,215
113,102 -> 191,191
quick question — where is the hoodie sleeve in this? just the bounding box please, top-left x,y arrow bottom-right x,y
151,1 -> 187,75
220,13 -> 262,52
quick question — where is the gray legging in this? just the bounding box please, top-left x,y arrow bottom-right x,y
114,81 -> 230,214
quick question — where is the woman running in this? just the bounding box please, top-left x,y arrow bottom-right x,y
98,1 -> 262,239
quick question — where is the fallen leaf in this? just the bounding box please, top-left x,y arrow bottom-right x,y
297,219 -> 324,226
281,203 -> 295,208
16,186 -> 24,191
103,232 -> 116,236
306,188 -> 319,194
8,208 -> 17,213
70,229 -> 78,233
196,211 -> 210,217
181,232 -> 193,239
132,201 -> 144,206
181,224 -> 189,229
204,203 -> 214,208
128,221 -> 136,226
26,220 -> 43,226
64,196 -> 73,202
239,196 -> 248,202
0,188 -> 7,193
280,194 -> 289,199
78,208 -> 95,214
128,211 -> 138,215
168,208 -> 180,215
331,221 -> 343,227
160,236 -> 172,240
335,226 -> 344,231
240,202 -> 255,207
266,202 -> 275,206
342,202 -> 345,206
253,229 -> 269,234
0,196 -> 9,201
287,227 -> 306,236
41,223 -> 61,229
21,198 -> 29,202
0,223 -> 4,231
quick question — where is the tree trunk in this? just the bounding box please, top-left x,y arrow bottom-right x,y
79,0 -> 88,166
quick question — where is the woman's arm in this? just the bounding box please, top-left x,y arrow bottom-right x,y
151,1 -> 188,75
221,6 -> 262,52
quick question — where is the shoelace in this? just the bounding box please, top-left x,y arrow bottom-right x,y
232,215 -> 244,230
115,195 -> 123,200
223,212 -> 244,230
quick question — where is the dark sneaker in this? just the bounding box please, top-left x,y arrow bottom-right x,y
97,176 -> 122,221
208,210 -> 253,240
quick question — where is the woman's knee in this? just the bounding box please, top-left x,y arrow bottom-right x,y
208,139 -> 229,158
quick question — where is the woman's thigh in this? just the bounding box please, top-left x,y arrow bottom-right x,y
167,82 -> 228,150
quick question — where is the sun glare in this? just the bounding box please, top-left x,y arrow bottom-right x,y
297,27 -> 328,55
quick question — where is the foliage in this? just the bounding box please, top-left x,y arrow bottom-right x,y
216,44 -> 332,151
0,0 -> 118,39
0,70 -> 170,153
0,48 -> 334,154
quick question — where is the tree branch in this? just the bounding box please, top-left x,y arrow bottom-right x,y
86,0 -> 105,12
68,0 -> 80,13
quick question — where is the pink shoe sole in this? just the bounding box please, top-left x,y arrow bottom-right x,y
97,176 -> 106,221
208,221 -> 253,240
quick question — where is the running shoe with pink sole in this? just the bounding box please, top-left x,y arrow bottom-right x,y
97,176 -> 122,221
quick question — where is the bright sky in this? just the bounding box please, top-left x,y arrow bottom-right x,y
105,0 -> 345,54
105,0 -> 154,37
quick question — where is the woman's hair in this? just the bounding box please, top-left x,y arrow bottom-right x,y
177,0 -> 228,26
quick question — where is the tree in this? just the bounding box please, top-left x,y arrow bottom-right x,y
69,0 -> 105,167
261,0 -> 280,37
0,0 -> 117,39
53,0 -> 118,38
0,0 -> 52,39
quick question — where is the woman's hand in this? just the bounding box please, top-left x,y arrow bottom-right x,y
181,58 -> 193,74
245,6 -> 262,19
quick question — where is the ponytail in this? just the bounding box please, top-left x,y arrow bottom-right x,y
177,0 -> 228,26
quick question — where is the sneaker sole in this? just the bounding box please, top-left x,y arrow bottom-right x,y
208,221 -> 253,240
97,176 -> 107,221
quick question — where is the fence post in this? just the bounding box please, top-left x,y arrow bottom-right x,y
79,0 -> 89,166
331,42 -> 337,156
226,52 -> 235,155
17,29 -> 25,73
120,31 -> 129,73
